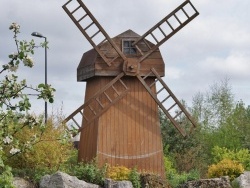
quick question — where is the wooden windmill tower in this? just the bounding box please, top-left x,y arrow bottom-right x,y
63,0 -> 199,177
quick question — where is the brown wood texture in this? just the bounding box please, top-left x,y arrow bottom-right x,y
77,30 -> 165,81
78,76 -> 165,177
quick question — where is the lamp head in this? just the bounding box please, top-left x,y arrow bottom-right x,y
31,32 -> 45,38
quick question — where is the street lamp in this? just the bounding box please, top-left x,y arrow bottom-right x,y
31,32 -> 48,123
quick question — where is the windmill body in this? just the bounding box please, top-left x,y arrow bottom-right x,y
63,0 -> 199,178
78,30 -> 165,175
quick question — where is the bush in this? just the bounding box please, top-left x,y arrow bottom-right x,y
207,159 -> 244,181
78,162 -> 107,186
140,173 -> 171,188
167,169 -> 200,188
106,165 -> 141,188
8,118 -> 72,168
106,165 -> 131,181
212,146 -> 250,170
164,155 -> 200,187
0,156 -> 15,188
128,168 -> 141,188
6,116 -> 74,182
61,156 -> 107,186
164,156 -> 177,178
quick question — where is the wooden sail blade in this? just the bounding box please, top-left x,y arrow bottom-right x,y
62,0 -> 127,66
133,0 -> 199,64
64,72 -> 129,136
137,68 -> 197,137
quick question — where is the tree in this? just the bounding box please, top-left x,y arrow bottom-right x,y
0,23 -> 55,186
161,78 -> 238,176
222,100 -> 250,150
192,78 -> 234,129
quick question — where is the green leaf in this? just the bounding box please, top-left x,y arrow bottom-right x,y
49,98 -> 54,103
19,51 -> 24,59
38,83 -> 45,88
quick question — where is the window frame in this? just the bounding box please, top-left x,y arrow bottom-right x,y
122,39 -> 137,56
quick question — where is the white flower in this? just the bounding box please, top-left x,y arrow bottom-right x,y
9,23 -> 20,32
6,74 -> 15,81
11,52 -> 18,59
9,65 -> 18,72
3,136 -> 12,144
23,55 -> 34,67
10,148 -> 20,155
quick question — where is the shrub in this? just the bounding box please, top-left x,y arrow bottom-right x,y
106,165 -> 141,188
128,168 -> 141,188
167,169 -> 200,188
61,157 -> 107,186
212,146 -> 250,170
106,165 -> 131,181
140,173 -> 171,188
164,155 -> 200,187
6,116 -> 74,182
0,155 -> 15,188
8,118 -> 72,169
207,159 -> 244,181
78,162 -> 107,186
164,156 -> 177,178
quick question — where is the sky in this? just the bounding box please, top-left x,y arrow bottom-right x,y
0,0 -> 250,118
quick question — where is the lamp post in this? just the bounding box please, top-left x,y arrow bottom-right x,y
31,32 -> 48,123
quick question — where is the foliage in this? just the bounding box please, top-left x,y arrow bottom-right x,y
12,136 -> 74,184
61,155 -> 107,186
0,22 -> 56,187
167,169 -> 200,188
0,167 -> 14,188
79,162 -> 107,186
160,78 -> 246,180
1,22 -> 55,114
192,78 -> 234,128
7,117 -> 73,181
12,167 -> 53,185
164,154 -> 199,188
0,153 -> 15,188
212,146 -> 250,170
106,165 -> 131,181
223,101 -> 250,150
160,109 -> 206,175
128,168 -> 141,188
188,79 -> 246,176
106,165 -> 141,188
164,156 -> 177,176
207,159 -> 244,181
140,173 -> 171,188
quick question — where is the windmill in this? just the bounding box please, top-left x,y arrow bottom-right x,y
62,0 -> 199,177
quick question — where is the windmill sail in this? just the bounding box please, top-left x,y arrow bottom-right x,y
63,0 -> 127,66
133,0 -> 199,63
64,72 -> 128,135
137,68 -> 196,137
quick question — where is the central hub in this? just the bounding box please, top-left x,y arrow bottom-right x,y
124,58 -> 140,76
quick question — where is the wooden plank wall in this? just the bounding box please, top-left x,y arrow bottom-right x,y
78,76 -> 165,177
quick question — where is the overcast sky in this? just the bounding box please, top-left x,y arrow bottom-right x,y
1,0 -> 250,118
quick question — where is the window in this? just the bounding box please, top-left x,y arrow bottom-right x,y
123,40 -> 136,55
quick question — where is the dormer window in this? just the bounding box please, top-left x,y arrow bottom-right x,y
123,40 -> 136,55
